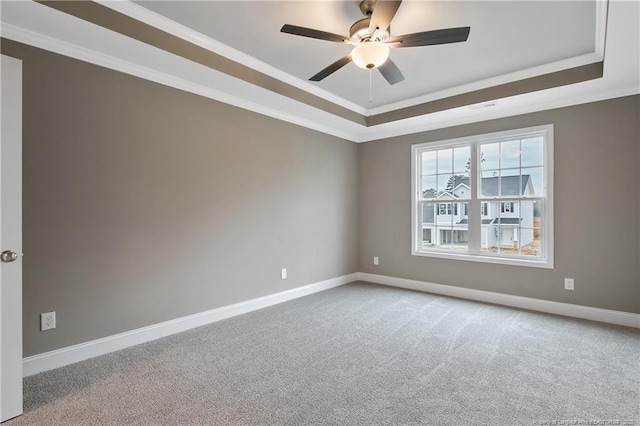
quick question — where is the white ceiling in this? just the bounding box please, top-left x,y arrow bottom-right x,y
136,1 -> 598,110
0,0 -> 638,142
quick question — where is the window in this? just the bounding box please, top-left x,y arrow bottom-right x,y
501,202 -> 514,213
412,125 -> 553,268
437,203 -> 459,215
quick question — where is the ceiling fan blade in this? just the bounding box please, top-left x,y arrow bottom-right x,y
309,56 -> 353,81
391,27 -> 471,48
281,24 -> 349,43
368,0 -> 402,33
378,59 -> 405,85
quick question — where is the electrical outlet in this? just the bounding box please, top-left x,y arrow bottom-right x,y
373,256 -> 379,265
41,311 -> 56,331
281,268 -> 287,279
564,278 -> 574,291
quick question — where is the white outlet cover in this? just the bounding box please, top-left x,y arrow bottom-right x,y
281,268 -> 287,279
564,278 -> 574,290
41,311 -> 56,331
373,257 -> 379,265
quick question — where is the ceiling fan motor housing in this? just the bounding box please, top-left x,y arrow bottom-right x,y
350,18 -> 390,44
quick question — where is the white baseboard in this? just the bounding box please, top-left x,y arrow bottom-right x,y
357,272 -> 640,329
23,271 -> 639,377
23,273 -> 356,377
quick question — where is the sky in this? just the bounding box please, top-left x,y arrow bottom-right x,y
421,137 -> 544,197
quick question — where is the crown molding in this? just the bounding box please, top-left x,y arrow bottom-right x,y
0,22 -> 359,142
359,83 -> 639,143
368,53 -> 604,116
1,0 -> 637,143
95,0 -> 369,117
98,0 -> 609,117
595,0 -> 608,57
370,0 -> 608,115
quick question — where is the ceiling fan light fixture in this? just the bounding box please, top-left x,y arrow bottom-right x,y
351,41 -> 390,69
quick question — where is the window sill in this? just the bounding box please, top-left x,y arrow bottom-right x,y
411,249 -> 554,269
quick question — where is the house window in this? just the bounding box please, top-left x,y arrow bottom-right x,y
501,202 -> 514,213
422,229 -> 432,244
437,203 -> 459,215
412,125 -> 554,268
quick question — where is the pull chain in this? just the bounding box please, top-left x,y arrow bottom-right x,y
369,68 -> 373,113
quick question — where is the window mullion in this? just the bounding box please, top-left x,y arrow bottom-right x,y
468,143 -> 481,253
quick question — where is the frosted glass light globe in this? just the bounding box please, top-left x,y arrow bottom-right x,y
352,42 -> 390,69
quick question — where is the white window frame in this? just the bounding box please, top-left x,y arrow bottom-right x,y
411,124 -> 554,269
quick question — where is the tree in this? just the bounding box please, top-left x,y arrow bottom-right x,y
444,153 -> 486,192
465,152 -> 485,172
446,175 -> 466,192
426,154 -> 484,196
422,188 -> 437,198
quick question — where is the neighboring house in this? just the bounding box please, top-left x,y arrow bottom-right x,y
422,175 -> 535,249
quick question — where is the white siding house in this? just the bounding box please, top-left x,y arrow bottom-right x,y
422,175 -> 536,250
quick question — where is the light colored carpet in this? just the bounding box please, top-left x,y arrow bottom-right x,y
7,282 -> 640,425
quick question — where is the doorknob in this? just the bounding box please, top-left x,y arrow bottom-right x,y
1,250 -> 18,263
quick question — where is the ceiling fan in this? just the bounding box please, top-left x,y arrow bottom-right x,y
281,0 -> 470,85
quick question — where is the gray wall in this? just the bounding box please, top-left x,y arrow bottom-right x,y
359,95 -> 640,314
2,41 -> 358,357
3,39 -> 639,357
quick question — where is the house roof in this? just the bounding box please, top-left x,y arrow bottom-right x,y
457,219 -> 494,225
491,218 -> 523,225
448,175 -> 532,197
481,175 -> 532,196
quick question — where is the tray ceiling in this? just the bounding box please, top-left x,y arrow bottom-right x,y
1,1 -> 638,142
137,1 -> 598,111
